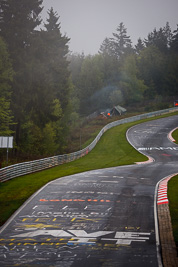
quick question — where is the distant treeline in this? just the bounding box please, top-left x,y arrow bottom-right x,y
69,22 -> 178,115
0,0 -> 178,162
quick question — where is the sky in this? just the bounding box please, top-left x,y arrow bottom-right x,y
41,0 -> 178,55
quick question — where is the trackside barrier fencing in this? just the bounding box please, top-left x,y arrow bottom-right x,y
0,107 -> 178,182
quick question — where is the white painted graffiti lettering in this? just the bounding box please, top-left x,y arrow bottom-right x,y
11,230 -> 151,245
138,147 -> 178,151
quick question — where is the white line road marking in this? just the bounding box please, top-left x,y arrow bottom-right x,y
107,207 -> 112,211
138,147 -> 178,151
79,180 -> 97,183
101,181 -> 119,183
46,191 -> 119,196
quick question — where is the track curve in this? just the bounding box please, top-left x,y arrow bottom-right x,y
0,115 -> 178,267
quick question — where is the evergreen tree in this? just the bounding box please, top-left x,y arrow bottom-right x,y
144,23 -> 172,53
137,45 -> 166,96
170,25 -> 178,53
99,37 -> 115,56
68,52 -> 85,88
0,0 -> 43,60
0,0 -> 43,148
99,38 -> 121,85
163,54 -> 178,97
163,22 -> 172,48
40,8 -> 70,153
18,7 -> 71,156
44,7 -> 60,31
0,37 -> 14,135
135,38 -> 145,54
119,54 -> 147,104
110,22 -> 133,59
43,8 -> 70,110
76,54 -> 106,114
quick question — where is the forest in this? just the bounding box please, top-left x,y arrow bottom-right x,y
0,0 -> 178,164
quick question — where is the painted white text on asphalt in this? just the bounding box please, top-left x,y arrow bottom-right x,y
138,147 -> 178,151
11,230 -> 151,245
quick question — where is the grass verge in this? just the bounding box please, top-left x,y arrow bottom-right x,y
0,120 -> 147,226
168,126 -> 178,248
172,128 -> 178,144
168,176 -> 178,247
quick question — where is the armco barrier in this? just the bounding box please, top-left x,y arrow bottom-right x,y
0,107 -> 178,182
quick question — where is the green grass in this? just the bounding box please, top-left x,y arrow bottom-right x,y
168,126 -> 178,248
0,121 -> 147,225
172,128 -> 178,144
0,111 -> 178,230
168,176 -> 178,247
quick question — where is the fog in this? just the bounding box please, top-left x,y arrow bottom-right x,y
42,0 -> 178,55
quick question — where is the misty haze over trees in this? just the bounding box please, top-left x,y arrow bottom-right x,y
0,0 -> 178,163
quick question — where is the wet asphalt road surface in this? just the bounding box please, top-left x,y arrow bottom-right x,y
0,115 -> 178,267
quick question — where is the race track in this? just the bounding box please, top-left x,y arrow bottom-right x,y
0,115 -> 178,267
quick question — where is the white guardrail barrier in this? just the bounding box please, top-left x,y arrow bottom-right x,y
0,107 -> 178,182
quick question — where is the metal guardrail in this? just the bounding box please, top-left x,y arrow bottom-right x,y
0,107 -> 178,182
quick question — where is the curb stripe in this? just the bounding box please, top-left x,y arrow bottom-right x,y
157,174 -> 178,205
157,177 -> 170,205
168,127 -> 178,142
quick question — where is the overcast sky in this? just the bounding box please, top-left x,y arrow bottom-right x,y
42,0 -> 178,55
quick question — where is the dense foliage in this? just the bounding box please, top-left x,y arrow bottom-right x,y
0,0 -> 71,161
0,36 -> 14,135
69,22 -> 178,115
0,0 -> 178,164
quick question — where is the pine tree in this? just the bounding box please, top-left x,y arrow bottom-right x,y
0,0 -> 43,60
44,7 -> 60,32
43,8 -> 70,110
0,37 -> 14,135
163,22 -> 172,48
38,8 -> 71,153
110,22 -> 133,59
171,25 -> 178,53
99,37 -> 115,56
144,24 -> 171,53
0,0 -> 43,149
135,38 -> 145,54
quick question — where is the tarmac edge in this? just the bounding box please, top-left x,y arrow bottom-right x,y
156,174 -> 178,267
